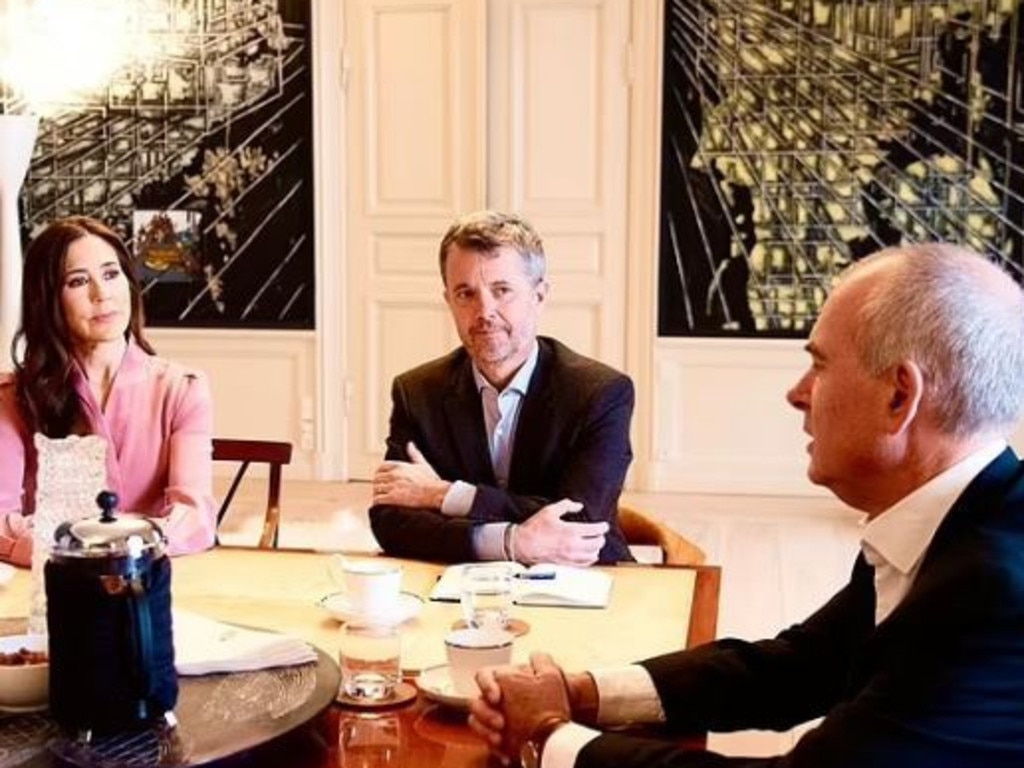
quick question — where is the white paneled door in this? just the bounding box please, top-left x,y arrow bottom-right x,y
343,0 -> 630,479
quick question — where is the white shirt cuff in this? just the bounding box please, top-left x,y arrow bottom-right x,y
591,665 -> 666,726
542,722 -> 601,768
441,480 -> 476,516
472,522 -> 509,560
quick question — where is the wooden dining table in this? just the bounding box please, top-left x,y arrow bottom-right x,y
0,548 -> 720,767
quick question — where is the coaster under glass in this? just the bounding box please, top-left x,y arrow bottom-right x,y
335,681 -> 418,710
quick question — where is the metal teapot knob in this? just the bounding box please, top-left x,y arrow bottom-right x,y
96,491 -> 119,523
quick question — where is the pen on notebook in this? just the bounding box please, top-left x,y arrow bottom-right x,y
515,571 -> 556,580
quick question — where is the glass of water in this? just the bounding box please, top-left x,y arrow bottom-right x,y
339,623 -> 402,702
460,563 -> 514,630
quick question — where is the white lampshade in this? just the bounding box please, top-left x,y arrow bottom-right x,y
0,113 -> 38,371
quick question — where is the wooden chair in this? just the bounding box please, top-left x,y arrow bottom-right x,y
212,438 -> 293,549
618,504 -> 706,565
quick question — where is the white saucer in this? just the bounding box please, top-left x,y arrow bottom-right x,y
417,664 -> 472,710
317,591 -> 424,626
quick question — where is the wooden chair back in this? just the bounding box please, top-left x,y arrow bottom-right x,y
212,438 -> 293,549
618,504 -> 706,565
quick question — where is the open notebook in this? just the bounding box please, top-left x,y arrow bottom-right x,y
429,563 -> 613,609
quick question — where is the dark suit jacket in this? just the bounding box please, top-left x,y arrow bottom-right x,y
368,337 -> 634,563
581,449 -> 1024,768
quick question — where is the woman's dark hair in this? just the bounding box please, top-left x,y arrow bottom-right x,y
12,216 -> 154,437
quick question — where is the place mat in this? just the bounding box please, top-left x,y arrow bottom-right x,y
449,618 -> 530,637
335,681 -> 417,710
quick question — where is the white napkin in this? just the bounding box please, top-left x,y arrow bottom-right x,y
172,611 -> 318,676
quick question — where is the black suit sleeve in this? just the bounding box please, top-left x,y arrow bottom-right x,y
368,504 -> 478,563
641,558 -> 874,735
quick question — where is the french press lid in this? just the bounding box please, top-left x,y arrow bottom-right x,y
51,491 -> 167,558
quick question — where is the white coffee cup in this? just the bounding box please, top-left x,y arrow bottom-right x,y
331,556 -> 403,617
444,627 -> 514,697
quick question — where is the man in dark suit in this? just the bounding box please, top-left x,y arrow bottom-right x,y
470,243 -> 1024,767
369,211 -> 634,564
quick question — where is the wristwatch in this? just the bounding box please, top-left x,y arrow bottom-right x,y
519,717 -> 568,768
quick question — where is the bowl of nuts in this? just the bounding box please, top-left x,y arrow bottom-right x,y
0,634 -> 49,712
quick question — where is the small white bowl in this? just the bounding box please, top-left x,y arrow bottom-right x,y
0,633 -> 49,712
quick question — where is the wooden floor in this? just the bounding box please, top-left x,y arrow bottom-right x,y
216,477 -> 865,757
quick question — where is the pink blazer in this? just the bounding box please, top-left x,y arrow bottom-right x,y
0,340 -> 217,566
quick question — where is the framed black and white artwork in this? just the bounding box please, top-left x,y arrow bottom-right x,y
659,1 -> 1024,337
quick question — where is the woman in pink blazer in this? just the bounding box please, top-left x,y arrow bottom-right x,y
0,216 -> 217,566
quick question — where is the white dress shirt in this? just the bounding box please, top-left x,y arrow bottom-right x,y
860,439 -> 1005,624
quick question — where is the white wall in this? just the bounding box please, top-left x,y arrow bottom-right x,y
647,339 -> 820,495
147,329 -> 319,478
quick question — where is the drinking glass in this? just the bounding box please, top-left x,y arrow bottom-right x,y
459,563 -> 513,630
339,624 -> 401,701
